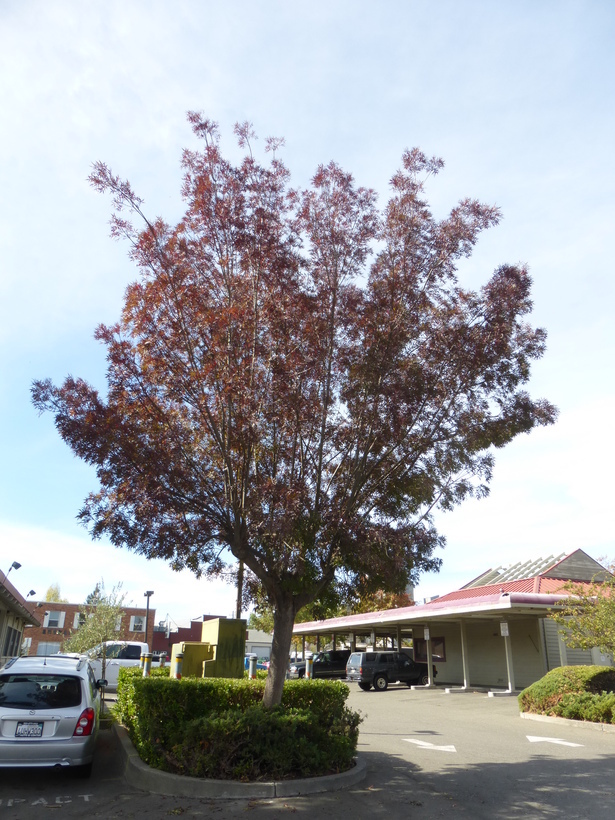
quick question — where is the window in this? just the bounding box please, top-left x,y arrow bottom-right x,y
73,612 -> 86,629
414,637 -> 446,663
3,627 -> 22,657
103,643 -> 122,659
43,611 -> 65,629
130,615 -> 145,632
0,674 -> 82,709
119,645 -> 142,660
36,642 -> 62,656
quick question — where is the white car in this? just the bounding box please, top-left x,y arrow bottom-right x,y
0,654 -> 104,776
85,641 -> 149,691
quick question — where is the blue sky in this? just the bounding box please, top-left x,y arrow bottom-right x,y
1,0 -> 613,625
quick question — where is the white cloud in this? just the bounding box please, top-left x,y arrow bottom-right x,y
0,521 -> 237,627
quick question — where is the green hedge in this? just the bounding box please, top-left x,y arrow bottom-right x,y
115,668 -> 361,780
518,665 -> 615,723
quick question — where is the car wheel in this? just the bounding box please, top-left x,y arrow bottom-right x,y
298,669 -> 305,678
358,682 -> 371,691
373,674 -> 388,691
420,673 -> 430,686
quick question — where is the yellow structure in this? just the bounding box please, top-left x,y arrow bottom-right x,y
170,641 -> 214,678
200,618 -> 246,679
169,618 -> 246,680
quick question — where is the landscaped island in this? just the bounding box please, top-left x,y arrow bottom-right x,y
115,667 -> 361,781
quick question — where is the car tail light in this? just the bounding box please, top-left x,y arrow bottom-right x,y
73,708 -> 95,737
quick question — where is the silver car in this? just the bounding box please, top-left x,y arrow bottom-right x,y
0,654 -> 105,777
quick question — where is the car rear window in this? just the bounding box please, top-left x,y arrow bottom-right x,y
0,674 -> 82,710
347,653 -> 361,665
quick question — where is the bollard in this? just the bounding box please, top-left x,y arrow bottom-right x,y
306,655 -> 314,679
142,652 -> 152,677
248,654 -> 257,679
172,652 -> 184,680
139,652 -> 146,670
160,653 -> 166,668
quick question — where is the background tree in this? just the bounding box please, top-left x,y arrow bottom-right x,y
32,115 -> 557,706
63,582 -> 127,682
85,582 -> 102,605
352,590 -> 415,614
549,567 -> 615,655
43,583 -> 68,603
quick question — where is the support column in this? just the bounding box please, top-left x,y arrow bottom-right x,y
503,632 -> 516,692
460,620 -> 470,688
557,630 -> 568,667
425,626 -> 434,685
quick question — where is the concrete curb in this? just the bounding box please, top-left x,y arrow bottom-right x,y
113,723 -> 367,798
520,712 -> 615,733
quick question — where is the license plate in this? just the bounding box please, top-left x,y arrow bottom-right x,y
16,721 -> 44,738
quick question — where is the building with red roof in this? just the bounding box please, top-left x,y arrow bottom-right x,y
292,549 -> 613,692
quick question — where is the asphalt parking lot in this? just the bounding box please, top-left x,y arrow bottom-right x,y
1,685 -> 614,819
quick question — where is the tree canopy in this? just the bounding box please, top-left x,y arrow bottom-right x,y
32,115 -> 557,705
44,583 -> 68,603
63,581 -> 127,656
549,571 -> 615,655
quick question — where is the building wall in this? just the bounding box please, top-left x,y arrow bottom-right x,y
541,618 -> 598,670
23,601 -> 156,656
426,618 -> 547,689
508,619 -> 548,689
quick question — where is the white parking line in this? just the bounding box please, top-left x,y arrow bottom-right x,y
527,735 -> 584,747
404,739 -> 457,752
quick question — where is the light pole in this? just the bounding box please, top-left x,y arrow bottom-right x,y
5,561 -> 21,578
144,590 -> 154,647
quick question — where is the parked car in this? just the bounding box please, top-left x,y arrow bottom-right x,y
289,649 -> 352,679
346,650 -> 437,691
244,655 -> 269,671
0,654 -> 105,776
84,640 -> 159,691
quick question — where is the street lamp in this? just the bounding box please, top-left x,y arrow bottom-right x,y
144,591 -> 154,645
26,590 -> 36,599
5,561 -> 21,577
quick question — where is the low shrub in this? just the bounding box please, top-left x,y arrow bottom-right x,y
518,665 -> 615,724
165,703 -> 360,780
114,671 -> 361,779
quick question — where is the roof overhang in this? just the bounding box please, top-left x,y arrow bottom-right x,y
0,580 -> 40,627
292,592 -> 569,637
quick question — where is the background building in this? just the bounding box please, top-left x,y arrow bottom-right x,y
22,600 -> 155,656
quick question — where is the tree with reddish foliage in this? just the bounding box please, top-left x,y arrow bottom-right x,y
32,115 -> 556,706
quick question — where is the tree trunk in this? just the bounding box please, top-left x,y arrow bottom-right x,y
262,599 -> 295,708
235,561 -> 244,620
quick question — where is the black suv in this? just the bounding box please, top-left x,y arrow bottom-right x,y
288,649 -> 352,679
346,650 -> 436,691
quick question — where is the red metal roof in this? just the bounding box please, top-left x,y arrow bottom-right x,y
428,576 -> 592,605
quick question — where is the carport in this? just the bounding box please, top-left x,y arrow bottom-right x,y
292,592 -> 569,692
